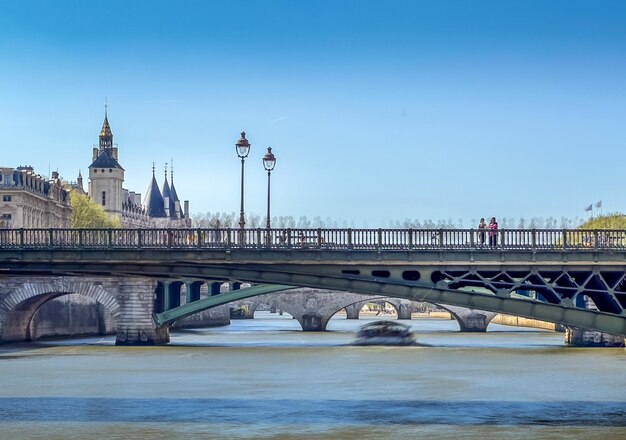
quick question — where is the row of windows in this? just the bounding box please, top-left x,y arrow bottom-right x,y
93,169 -> 114,173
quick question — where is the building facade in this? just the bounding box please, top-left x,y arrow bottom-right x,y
0,167 -> 71,228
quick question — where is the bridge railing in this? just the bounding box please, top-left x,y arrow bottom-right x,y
1,228 -> 626,251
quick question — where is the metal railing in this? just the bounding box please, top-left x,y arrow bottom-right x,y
0,228 -> 625,251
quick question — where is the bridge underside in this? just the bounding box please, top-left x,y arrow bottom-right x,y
3,249 -> 626,339
145,262 -> 626,338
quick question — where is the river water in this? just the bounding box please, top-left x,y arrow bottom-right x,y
0,313 -> 625,439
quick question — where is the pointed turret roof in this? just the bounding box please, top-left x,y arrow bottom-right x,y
170,163 -> 180,202
170,180 -> 180,202
143,167 -> 166,217
161,170 -> 177,219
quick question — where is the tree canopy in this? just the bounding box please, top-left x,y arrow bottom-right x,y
579,213 -> 626,230
70,191 -> 121,229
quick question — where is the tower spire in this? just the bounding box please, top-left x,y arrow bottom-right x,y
99,100 -> 113,150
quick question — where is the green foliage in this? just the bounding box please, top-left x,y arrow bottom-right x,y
579,213 -> 626,230
70,191 -> 121,229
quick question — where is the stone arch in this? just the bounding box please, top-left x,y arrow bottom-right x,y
330,297 -> 426,322
229,289 -> 377,331
0,278 -> 121,343
335,299 -> 399,320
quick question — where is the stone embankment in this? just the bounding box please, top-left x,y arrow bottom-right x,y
491,314 -> 566,332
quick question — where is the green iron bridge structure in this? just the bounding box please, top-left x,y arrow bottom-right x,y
1,227 -> 626,344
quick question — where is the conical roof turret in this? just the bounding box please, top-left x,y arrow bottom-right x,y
170,163 -> 180,203
161,165 -> 177,218
143,166 -> 166,217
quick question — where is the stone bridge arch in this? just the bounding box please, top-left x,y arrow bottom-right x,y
229,291 -> 500,333
0,276 -> 121,343
229,289 -> 380,331
331,298 -> 496,331
342,298 -> 427,320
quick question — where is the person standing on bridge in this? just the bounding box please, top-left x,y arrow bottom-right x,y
489,217 -> 498,247
478,218 -> 487,247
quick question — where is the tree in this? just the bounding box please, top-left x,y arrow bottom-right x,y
579,213 -> 626,230
70,191 -> 121,229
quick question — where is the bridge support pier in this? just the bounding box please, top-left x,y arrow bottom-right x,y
445,306 -> 497,332
457,312 -> 490,332
344,304 -> 361,319
115,278 -> 169,346
300,313 -> 326,331
565,328 -> 625,347
397,303 -> 413,320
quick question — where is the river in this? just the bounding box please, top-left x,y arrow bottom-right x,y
0,313 -> 625,439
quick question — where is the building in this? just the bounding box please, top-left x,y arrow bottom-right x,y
87,109 -> 190,228
88,110 -> 124,218
0,167 -> 71,228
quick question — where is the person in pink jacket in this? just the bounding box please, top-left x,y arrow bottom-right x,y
489,217 -> 498,247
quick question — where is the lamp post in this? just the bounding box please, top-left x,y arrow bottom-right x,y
263,147 -> 276,230
235,132 -> 251,230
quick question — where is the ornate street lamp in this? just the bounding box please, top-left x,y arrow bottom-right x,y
235,132 -> 251,229
263,147 -> 276,230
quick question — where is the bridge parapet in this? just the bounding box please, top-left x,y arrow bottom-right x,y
0,227 -> 624,252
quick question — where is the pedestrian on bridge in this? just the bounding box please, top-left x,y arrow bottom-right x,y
489,217 -> 498,247
478,218 -> 487,247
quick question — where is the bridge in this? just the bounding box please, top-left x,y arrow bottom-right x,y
1,227 -> 626,345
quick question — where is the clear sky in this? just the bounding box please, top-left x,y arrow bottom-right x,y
1,0 -> 625,226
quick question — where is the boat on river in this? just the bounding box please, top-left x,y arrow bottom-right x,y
353,320 -> 417,346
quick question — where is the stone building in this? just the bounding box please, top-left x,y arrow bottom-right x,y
0,167 -> 71,228
86,109 -> 190,228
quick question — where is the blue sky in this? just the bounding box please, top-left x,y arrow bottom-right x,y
1,0 -> 625,226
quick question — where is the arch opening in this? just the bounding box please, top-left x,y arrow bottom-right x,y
1,287 -> 120,343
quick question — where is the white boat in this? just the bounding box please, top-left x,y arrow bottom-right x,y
353,320 -> 417,346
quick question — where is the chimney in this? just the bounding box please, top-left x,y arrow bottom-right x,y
184,200 -> 189,218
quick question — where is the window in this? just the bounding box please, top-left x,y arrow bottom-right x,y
2,195 -> 11,202
94,169 -> 97,173
102,191 -> 106,206
109,169 -> 112,173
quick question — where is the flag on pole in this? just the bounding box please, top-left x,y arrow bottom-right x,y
585,204 -> 593,212
595,200 -> 602,209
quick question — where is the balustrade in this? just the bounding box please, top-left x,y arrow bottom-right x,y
1,228 -> 625,251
